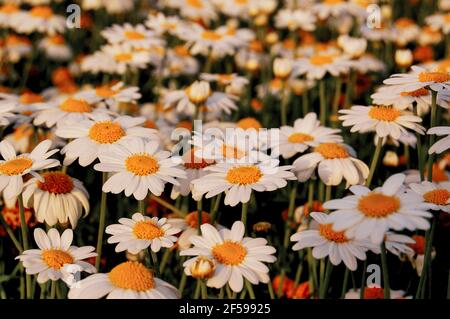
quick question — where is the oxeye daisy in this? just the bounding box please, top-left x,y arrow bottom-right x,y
169,0 -> 217,24
105,213 -> 181,254
200,73 -> 249,88
102,43 -> 152,75
145,12 -> 186,36
38,35 -> 72,61
101,23 -> 163,49
16,228 -> 96,284
77,82 -> 141,111
191,159 -> 295,207
68,261 -> 180,299
274,112 -> 343,159
275,9 -> 316,31
392,18 -> 420,46
11,5 -> 65,36
383,65 -> 450,93
408,181 -> 450,213
324,174 -> 432,244
0,91 -> 45,125
55,113 -> 157,167
312,0 -> 356,19
426,12 -> 450,35
293,52 -> 350,80
427,126 -> 450,155
180,221 -> 277,293
94,138 -> 186,200
22,171 -> 90,228
0,3 -> 20,29
290,212 -> 371,271
292,142 -> 369,186
0,140 -> 59,199
339,105 -> 425,140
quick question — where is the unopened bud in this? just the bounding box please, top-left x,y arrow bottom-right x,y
190,257 -> 216,279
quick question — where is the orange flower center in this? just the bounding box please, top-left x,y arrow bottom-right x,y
368,106 -> 401,121
0,4 -> 19,14
59,98 -> 92,113
186,0 -> 203,8
324,0 -> 344,4
108,261 -> 154,291
42,249 -> 74,269
395,18 -> 414,28
19,92 -> 44,104
310,55 -> 334,65
418,71 -> 450,83
95,85 -> 118,98
30,6 -> 53,18
237,117 -> 262,130
212,241 -> 247,266
423,189 -> 450,206
226,166 -> 262,185
358,193 -> 400,218
0,157 -> 33,176
133,221 -> 164,240
37,172 -> 74,194
217,74 -> 233,83
315,143 -> 349,159
185,211 -> 211,228
201,31 -> 222,41
125,154 -> 159,176
222,145 -> 246,159
49,35 -> 65,45
114,53 -> 132,62
174,45 -> 190,56
319,224 -> 348,243
400,88 -> 429,97
288,133 -> 314,144
124,31 -> 145,40
88,121 -> 125,144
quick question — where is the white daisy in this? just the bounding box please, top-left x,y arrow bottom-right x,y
275,8 -> 316,31
22,171 -> 90,228
292,142 -> 369,186
0,91 -> 45,125
106,213 -> 181,254
101,23 -> 163,49
408,180 -> 450,213
426,12 -> 450,35
38,35 -> 72,61
290,212 -> 371,271
325,174 -> 432,244
180,221 -> 277,293
68,261 -> 180,299
77,82 -> 141,111
93,138 -> 186,200
10,5 -> 65,36
293,52 -> 350,80
16,228 -> 96,284
144,12 -> 187,36
0,140 -> 59,199
428,126 -> 450,155
167,0 -> 217,24
101,44 -> 152,75
0,3 -> 20,29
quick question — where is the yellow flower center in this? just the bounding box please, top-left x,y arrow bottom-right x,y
324,0 -> 344,4
237,117 -> 262,130
59,98 -> 92,113
212,241 -> 247,266
37,172 -> 74,194
30,6 -> 53,18
115,53 -> 133,62
418,71 -> 450,83
423,189 -> 450,206
125,154 -> 159,176
88,121 -> 125,144
133,221 -> 164,240
95,85 -> 118,98
19,92 -> 44,104
400,88 -> 429,97
217,74 -> 233,83
395,18 -> 414,28
315,143 -> 349,159
222,145 -> 246,159
357,193 -> 400,218
319,224 -> 348,243
288,133 -> 314,144
42,249 -> 74,269
226,166 -> 262,185
186,0 -> 203,8
235,0 -> 248,4
124,31 -> 145,40
174,45 -> 190,56
0,157 -> 33,176
185,211 -> 211,228
201,31 -> 223,41
49,35 -> 65,45
368,106 -> 401,121
310,55 -> 334,65
0,4 -> 19,14
108,261 -> 154,291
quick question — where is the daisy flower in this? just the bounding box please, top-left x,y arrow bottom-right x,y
180,221 -> 276,293
290,212 -> 371,271
162,46 -> 199,77
339,105 -> 425,140
426,12 -> 450,35
200,73 -> 249,88
324,174 -> 432,244
427,126 -> 450,155
275,9 -> 316,31
392,18 -> 420,46
22,171 -> 90,228
0,102 -> 16,127
38,35 -> 72,61
101,23 -> 163,49
55,113 -> 157,167
145,12 -> 187,36
191,159 -> 295,207
408,181 -> 450,213
293,52 -> 350,80
168,0 -> 217,24
93,138 -> 186,200
0,140 -> 59,199
106,213 -> 180,254
16,228 -> 96,284
383,65 -> 450,93
68,261 -> 180,299
0,91 -> 45,122
2,34 -> 32,63
77,82 -> 141,111
11,6 -> 65,36
292,142 -> 369,186
312,0 -> 357,19
382,232 -> 415,257
213,0 -> 252,18
274,112 -> 343,159
102,44 -> 152,75
0,3 -> 20,29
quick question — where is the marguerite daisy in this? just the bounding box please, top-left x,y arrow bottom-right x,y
408,181 -> 450,213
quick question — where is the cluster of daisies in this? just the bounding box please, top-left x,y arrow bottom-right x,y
0,0 -> 449,300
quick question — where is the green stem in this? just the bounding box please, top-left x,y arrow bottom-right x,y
201,280 -> 208,299
159,249 -> 171,274
413,104 -> 425,181
319,259 -> 333,298
95,172 -> 108,271
267,280 -> 275,299
241,201 -> 249,231
359,259 -> 367,299
447,270 -> 450,299
332,77 -> 343,128
283,182 -> 298,248
280,85 -> 290,126
319,79 -> 327,125
245,280 -> 256,299
210,193 -> 222,224
302,91 -> 309,116
366,137 -> 383,187
0,212 -> 23,253
194,280 -> 201,299
178,272 -> 187,295
151,251 -> 159,276
277,269 -> 285,298
138,199 -> 145,214
150,195 -> 184,216
426,91 -> 438,182
18,194 -> 31,299
380,241 -> 391,299
49,281 -> 56,299
197,199 -> 202,235
341,268 -> 350,299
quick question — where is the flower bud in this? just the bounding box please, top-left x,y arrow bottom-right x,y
186,81 -> 211,104
190,257 -> 216,279
273,58 -> 293,79
395,49 -> 413,68
383,151 -> 399,167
